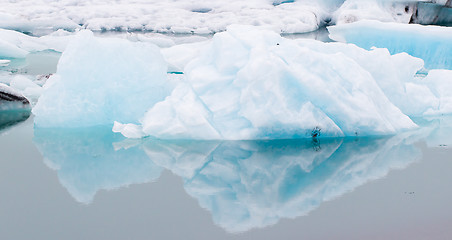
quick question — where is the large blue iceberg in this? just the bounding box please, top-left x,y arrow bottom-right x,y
32,25 -> 452,140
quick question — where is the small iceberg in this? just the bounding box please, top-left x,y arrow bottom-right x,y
0,59 -> 10,67
0,83 -> 31,131
0,83 -> 30,109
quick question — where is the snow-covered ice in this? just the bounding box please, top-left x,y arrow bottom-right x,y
332,0 -> 417,25
0,0 -> 443,35
0,0 -> 334,34
328,20 -> 452,70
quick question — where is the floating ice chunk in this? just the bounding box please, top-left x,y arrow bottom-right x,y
0,28 -> 74,58
118,25 -> 416,140
33,30 -> 170,128
125,33 -> 176,48
9,75 -> 43,104
112,121 -> 145,139
0,60 -> 10,67
328,20 -> 452,70
0,37 -> 29,58
0,83 -> 30,111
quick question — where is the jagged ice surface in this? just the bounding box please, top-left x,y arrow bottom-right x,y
116,25 -> 418,139
33,25 -> 452,139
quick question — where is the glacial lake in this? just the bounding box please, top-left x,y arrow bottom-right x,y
1,30 -> 452,239
1,114 -> 451,239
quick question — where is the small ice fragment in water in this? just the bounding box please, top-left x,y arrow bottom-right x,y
0,60 -> 10,67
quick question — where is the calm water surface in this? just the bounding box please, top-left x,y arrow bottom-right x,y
0,116 -> 451,240
1,30 -> 452,239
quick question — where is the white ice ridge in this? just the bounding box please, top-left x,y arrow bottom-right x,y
0,0 -> 438,35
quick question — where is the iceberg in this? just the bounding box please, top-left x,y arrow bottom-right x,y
35,25 -> 451,140
328,20 -> 452,70
0,60 -> 11,67
33,30 -> 171,128
0,28 -> 71,59
116,25 -> 417,140
0,82 -> 31,131
0,83 -> 30,110
9,75 -> 43,104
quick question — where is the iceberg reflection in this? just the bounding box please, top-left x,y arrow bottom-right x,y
33,126 -> 429,232
33,127 -> 163,203
142,135 -> 420,232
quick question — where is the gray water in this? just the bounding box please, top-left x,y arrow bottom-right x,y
1,116 -> 451,240
1,30 -> 452,239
